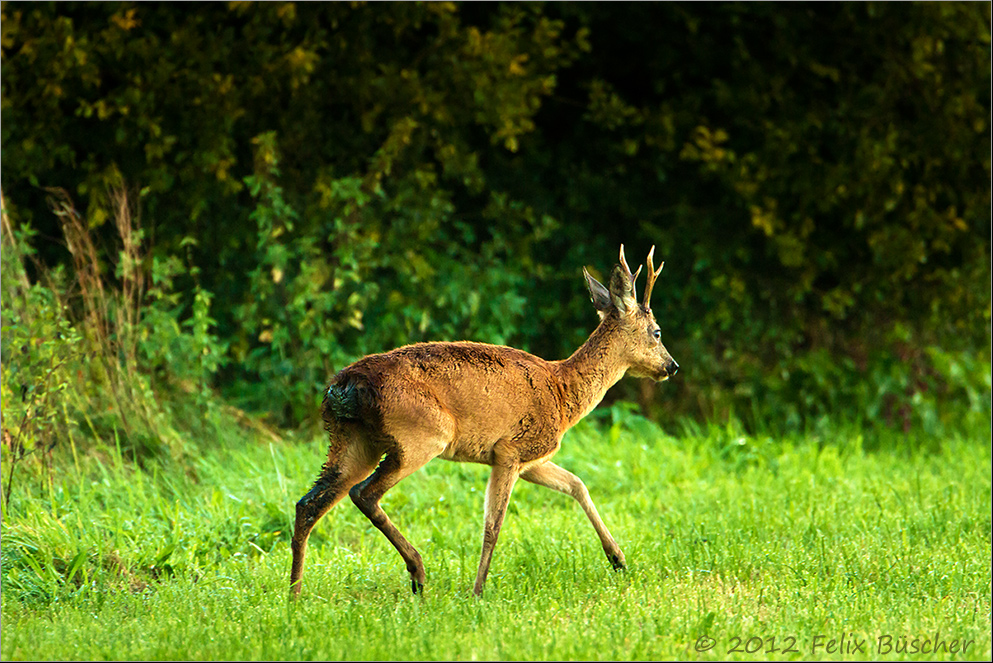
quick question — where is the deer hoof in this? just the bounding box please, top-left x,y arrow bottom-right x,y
609,552 -> 627,571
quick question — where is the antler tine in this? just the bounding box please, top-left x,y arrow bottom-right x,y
642,245 -> 665,309
618,244 -> 643,299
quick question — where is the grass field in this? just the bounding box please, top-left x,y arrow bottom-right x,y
1,408 -> 990,661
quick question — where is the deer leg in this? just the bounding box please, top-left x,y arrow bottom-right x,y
473,464 -> 520,596
290,447 -> 378,597
349,447 -> 440,594
521,461 -> 626,570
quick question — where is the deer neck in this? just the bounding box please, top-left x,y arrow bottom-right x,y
554,318 -> 629,430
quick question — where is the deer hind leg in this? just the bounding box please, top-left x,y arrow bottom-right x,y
348,441 -> 444,594
521,461 -> 626,571
290,439 -> 378,597
473,463 -> 520,596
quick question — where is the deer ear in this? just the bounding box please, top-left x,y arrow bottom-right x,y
583,267 -> 612,317
609,265 -> 638,315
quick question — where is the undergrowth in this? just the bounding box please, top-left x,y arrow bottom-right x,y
1,189 -> 272,517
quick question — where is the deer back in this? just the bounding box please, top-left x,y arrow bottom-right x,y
324,341 -> 566,465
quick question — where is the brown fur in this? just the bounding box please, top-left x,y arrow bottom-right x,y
289,245 -> 678,596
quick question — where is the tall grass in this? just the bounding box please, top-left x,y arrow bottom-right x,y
1,407 -> 990,660
1,188 -> 256,515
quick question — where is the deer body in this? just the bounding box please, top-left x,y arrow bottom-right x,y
290,246 -> 677,596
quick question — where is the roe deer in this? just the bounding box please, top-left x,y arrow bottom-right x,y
289,245 -> 678,596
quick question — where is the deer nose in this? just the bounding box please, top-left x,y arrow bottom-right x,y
666,359 -> 679,377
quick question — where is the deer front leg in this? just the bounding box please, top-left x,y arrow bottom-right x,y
473,464 -> 519,596
521,461 -> 626,571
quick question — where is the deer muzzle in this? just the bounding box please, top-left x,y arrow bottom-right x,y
658,357 -> 679,381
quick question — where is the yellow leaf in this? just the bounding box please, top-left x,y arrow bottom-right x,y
508,54 -> 528,76
111,9 -> 139,31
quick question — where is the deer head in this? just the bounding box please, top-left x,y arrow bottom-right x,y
583,245 -> 679,381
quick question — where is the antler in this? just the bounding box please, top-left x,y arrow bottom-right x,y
618,244 -> 643,300
642,245 -> 664,309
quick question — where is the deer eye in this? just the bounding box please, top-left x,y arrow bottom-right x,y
652,328 -> 661,342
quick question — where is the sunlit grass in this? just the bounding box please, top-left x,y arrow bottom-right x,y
1,411 -> 990,660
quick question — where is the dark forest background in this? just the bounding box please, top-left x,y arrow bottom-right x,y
2,2 -> 990,450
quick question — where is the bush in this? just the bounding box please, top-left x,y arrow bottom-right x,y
0,190 -> 238,514
1,3 -> 989,431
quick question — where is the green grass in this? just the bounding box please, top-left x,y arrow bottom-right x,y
1,410 -> 990,661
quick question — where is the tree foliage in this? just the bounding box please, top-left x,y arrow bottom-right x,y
2,2 -> 989,428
